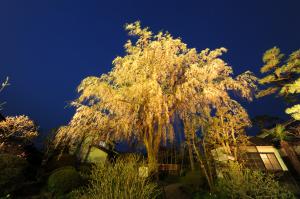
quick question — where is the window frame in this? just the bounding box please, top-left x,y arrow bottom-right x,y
242,152 -> 282,171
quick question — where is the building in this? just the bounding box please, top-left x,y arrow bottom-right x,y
79,140 -> 119,164
241,137 -> 288,172
211,138 -> 289,173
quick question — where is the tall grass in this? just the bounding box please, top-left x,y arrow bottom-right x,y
72,155 -> 161,199
216,161 -> 295,199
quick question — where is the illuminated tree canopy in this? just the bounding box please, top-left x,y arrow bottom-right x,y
258,47 -> 300,120
0,115 -> 38,141
55,22 -> 257,167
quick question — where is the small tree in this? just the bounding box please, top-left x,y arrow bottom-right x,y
0,115 -> 38,157
0,115 -> 38,142
205,102 -> 250,160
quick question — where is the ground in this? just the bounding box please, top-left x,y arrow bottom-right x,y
164,183 -> 191,199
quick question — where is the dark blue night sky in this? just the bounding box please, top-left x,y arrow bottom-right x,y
0,0 -> 299,136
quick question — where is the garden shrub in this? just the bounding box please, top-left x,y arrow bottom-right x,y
180,170 -> 207,194
47,166 -> 81,196
215,161 -> 295,199
0,154 -> 28,196
72,155 -> 161,199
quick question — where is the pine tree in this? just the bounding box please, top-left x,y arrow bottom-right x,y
258,47 -> 300,120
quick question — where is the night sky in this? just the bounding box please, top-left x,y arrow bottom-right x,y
0,0 -> 299,136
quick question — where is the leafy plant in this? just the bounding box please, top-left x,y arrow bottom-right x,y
47,166 -> 81,196
72,155 -> 161,199
216,161 -> 295,199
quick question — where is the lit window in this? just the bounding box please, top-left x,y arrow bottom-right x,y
243,152 -> 282,171
260,153 -> 282,171
243,152 -> 265,170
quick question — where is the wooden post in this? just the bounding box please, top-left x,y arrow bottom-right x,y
281,140 -> 300,176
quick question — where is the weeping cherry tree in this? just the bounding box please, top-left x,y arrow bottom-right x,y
55,22 -> 257,172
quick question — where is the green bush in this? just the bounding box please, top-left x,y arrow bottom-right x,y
0,154 -> 28,196
47,166 -> 81,196
180,170 -> 206,193
72,155 -> 161,199
215,162 -> 295,199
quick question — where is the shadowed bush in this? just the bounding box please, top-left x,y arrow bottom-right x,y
47,166 -> 81,196
71,155 -> 161,199
0,154 -> 28,196
180,170 -> 206,192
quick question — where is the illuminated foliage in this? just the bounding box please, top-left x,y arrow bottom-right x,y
0,115 -> 38,141
0,115 -> 38,156
285,78 -> 300,120
216,161 -> 295,199
205,101 -> 250,159
55,22 -> 257,169
258,47 -> 300,120
71,155 -> 160,199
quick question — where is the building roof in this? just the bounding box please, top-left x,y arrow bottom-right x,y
248,136 -> 274,146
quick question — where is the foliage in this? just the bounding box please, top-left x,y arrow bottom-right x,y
205,103 -> 250,159
0,154 -> 28,196
257,47 -> 300,120
257,119 -> 300,149
0,115 -> 38,142
286,103 -> 300,120
71,155 -> 160,199
180,170 -> 206,194
55,21 -> 257,170
192,104 -> 251,191
258,123 -> 289,141
47,166 -> 81,196
282,72 -> 300,121
252,115 -> 283,130
216,161 -> 295,199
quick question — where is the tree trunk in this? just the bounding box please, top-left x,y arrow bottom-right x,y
192,141 -> 214,192
281,140 -> 300,176
144,134 -> 159,172
185,123 -> 195,171
187,139 -> 195,171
